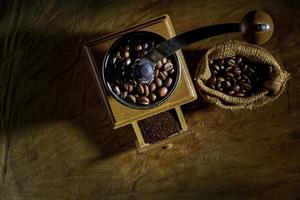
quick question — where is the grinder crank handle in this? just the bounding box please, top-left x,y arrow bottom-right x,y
146,10 -> 274,63
134,10 -> 274,84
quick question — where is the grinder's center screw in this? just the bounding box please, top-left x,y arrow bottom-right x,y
133,57 -> 155,84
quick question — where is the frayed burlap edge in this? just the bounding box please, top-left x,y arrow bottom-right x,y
194,40 -> 290,110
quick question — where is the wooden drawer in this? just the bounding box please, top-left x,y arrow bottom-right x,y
84,14 -> 197,151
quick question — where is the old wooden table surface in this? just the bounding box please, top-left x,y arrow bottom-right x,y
1,0 -> 299,199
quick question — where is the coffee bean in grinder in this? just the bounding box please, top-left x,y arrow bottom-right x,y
85,11 -> 276,152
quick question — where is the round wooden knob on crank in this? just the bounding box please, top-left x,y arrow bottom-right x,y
240,10 -> 274,45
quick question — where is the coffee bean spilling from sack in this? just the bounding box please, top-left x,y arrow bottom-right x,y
207,56 -> 271,97
110,39 -> 176,105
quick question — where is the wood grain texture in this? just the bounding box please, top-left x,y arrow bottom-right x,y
0,0 -> 300,199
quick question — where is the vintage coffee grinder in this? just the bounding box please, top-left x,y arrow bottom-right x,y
84,11 -> 274,151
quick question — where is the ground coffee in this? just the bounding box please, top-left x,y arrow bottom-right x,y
138,110 -> 181,144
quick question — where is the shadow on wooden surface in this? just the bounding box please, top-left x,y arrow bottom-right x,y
1,29 -> 137,160
181,48 -> 212,113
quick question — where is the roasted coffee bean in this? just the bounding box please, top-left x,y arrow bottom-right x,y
163,77 -> 173,87
225,80 -> 231,88
113,85 -> 121,95
219,87 -> 224,92
114,51 -> 121,58
126,94 -> 136,103
162,63 -> 173,71
245,77 -> 251,84
242,74 -> 249,80
209,84 -> 216,89
128,83 -> 133,92
125,58 -> 131,66
249,67 -> 255,74
138,96 -> 150,105
150,41 -> 155,49
121,91 -> 128,98
123,82 -> 129,91
233,84 -> 240,92
209,60 -> 214,65
156,61 -> 163,69
225,72 -> 234,78
225,66 -> 233,72
123,51 -> 130,58
236,93 -> 245,97
227,59 -> 236,66
217,77 -> 225,82
154,69 -> 159,78
220,65 -> 225,70
135,44 -> 142,51
137,84 -> 144,95
242,83 -> 252,90
162,57 -> 167,64
112,57 -> 117,64
135,94 -> 139,98
268,65 -> 273,74
238,80 -> 246,85
149,83 -> 156,92
242,64 -> 249,72
149,93 -> 157,102
230,77 -> 237,84
212,70 -> 218,75
158,71 -> 167,80
212,64 -> 220,71
169,68 -> 175,74
144,85 -> 150,96
157,87 -> 168,97
208,76 -> 217,85
155,78 -> 163,87
163,71 -> 168,77
143,42 -> 149,49
216,82 -> 222,89
228,90 -> 235,96
233,68 -> 241,76
236,56 -> 243,65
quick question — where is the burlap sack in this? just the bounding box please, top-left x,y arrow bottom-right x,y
194,40 -> 290,110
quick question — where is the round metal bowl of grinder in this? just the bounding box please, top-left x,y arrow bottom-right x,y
102,31 -> 181,109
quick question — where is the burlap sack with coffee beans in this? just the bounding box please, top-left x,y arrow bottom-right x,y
194,40 -> 290,110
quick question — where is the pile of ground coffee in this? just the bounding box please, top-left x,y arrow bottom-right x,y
138,110 -> 181,144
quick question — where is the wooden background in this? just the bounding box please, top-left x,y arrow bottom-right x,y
1,0 -> 299,199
